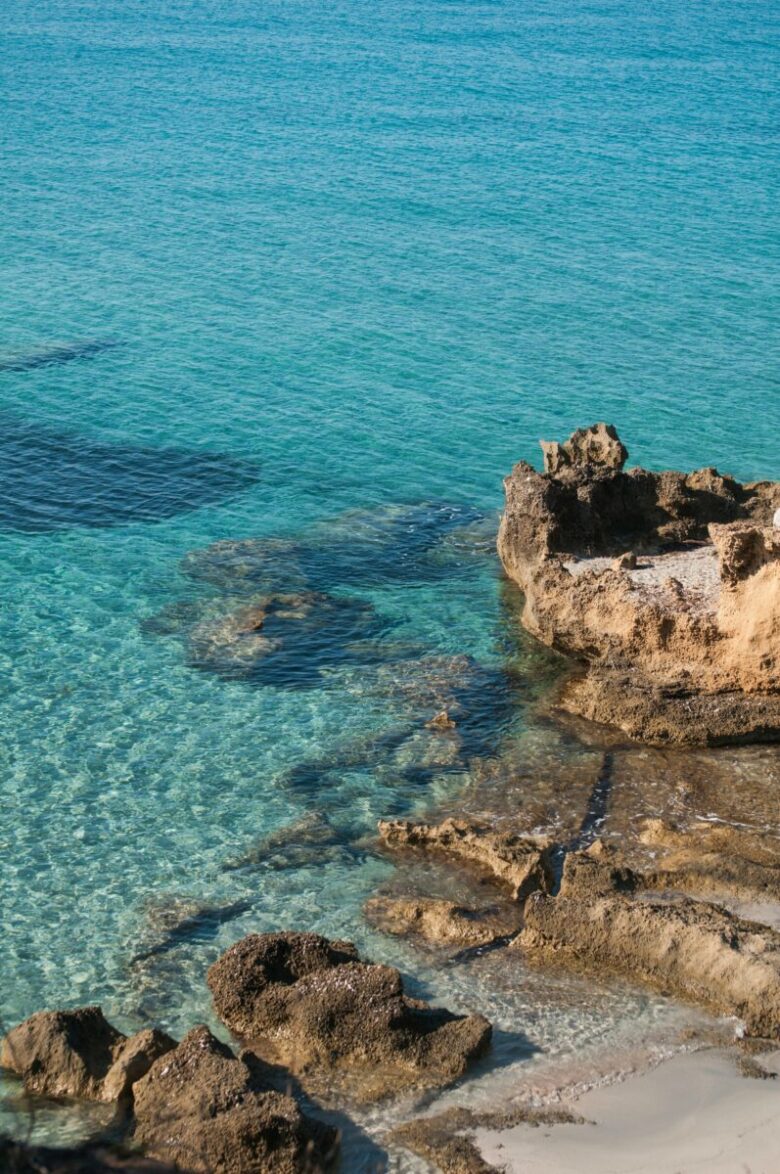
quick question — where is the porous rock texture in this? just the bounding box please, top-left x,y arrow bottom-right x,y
497,423 -> 780,743
377,817 -> 553,901
132,1026 -> 337,1173
363,895 -> 523,949
516,845 -> 780,1039
207,932 -> 491,1101
0,1007 -> 175,1103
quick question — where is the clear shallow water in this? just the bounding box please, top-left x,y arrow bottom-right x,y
1,0 -> 779,1164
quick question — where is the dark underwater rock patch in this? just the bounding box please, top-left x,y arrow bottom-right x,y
0,413 -> 260,533
180,501 -> 490,593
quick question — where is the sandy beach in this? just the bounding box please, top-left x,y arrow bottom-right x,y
476,1048 -> 780,1174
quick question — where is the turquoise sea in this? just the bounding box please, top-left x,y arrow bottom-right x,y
2,0 -> 779,1165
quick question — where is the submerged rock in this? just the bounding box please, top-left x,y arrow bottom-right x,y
0,1007 -> 175,1103
132,1026 -> 337,1173
516,846 -> 780,1039
377,817 -> 553,901
364,895 -> 522,949
497,424 -> 780,744
180,502 -> 488,594
207,932 -> 491,1101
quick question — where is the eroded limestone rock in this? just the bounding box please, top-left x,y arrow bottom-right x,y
0,1007 -> 175,1104
516,849 -> 780,1038
497,424 -> 780,744
207,932 -> 491,1101
639,819 -> 780,904
364,895 -> 522,949
377,817 -> 553,901
132,1026 -> 337,1173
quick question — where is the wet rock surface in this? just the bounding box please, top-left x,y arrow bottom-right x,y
516,845 -> 780,1039
497,424 -> 780,744
0,1008 -> 175,1104
207,932 -> 492,1101
132,1026 -> 337,1173
364,895 -> 523,949
377,817 -> 553,901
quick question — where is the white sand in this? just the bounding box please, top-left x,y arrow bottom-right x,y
476,1049 -> 780,1174
565,546 -> 721,613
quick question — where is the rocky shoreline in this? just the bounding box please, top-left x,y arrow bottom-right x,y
4,428 -> 780,1171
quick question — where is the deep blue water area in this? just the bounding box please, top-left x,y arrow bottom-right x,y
1,0 -> 778,1162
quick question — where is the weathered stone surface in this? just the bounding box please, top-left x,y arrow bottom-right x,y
207,933 -> 491,1101
541,423 -> 628,477
377,817 -> 553,901
639,819 -> 780,904
133,1026 -> 337,1173
497,424 -> 780,744
0,1007 -> 175,1104
364,895 -> 522,948
516,849 -> 780,1038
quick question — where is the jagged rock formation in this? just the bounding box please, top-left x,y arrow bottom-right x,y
515,844 -> 780,1039
377,818 -> 553,901
132,1026 -> 337,1173
497,424 -> 780,743
207,932 -> 491,1101
0,1007 -> 175,1103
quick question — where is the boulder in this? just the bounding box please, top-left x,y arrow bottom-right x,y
132,1026 -> 337,1173
207,933 -> 491,1101
516,849 -> 780,1039
0,1007 -> 175,1103
377,817 -> 553,901
364,895 -> 522,949
497,425 -> 780,744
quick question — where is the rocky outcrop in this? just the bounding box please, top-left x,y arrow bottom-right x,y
497,424 -> 780,744
377,818 -> 553,901
515,846 -> 780,1039
0,1007 -> 175,1103
364,895 -> 523,949
207,932 -> 491,1101
132,1026 -> 337,1173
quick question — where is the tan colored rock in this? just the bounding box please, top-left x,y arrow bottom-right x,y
426,709 -> 457,730
364,895 -> 522,948
377,817 -> 553,901
207,932 -> 491,1102
132,1026 -> 337,1173
540,423 -> 628,477
0,1007 -> 175,1103
639,819 -> 780,904
497,425 -> 780,744
516,850 -> 780,1039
